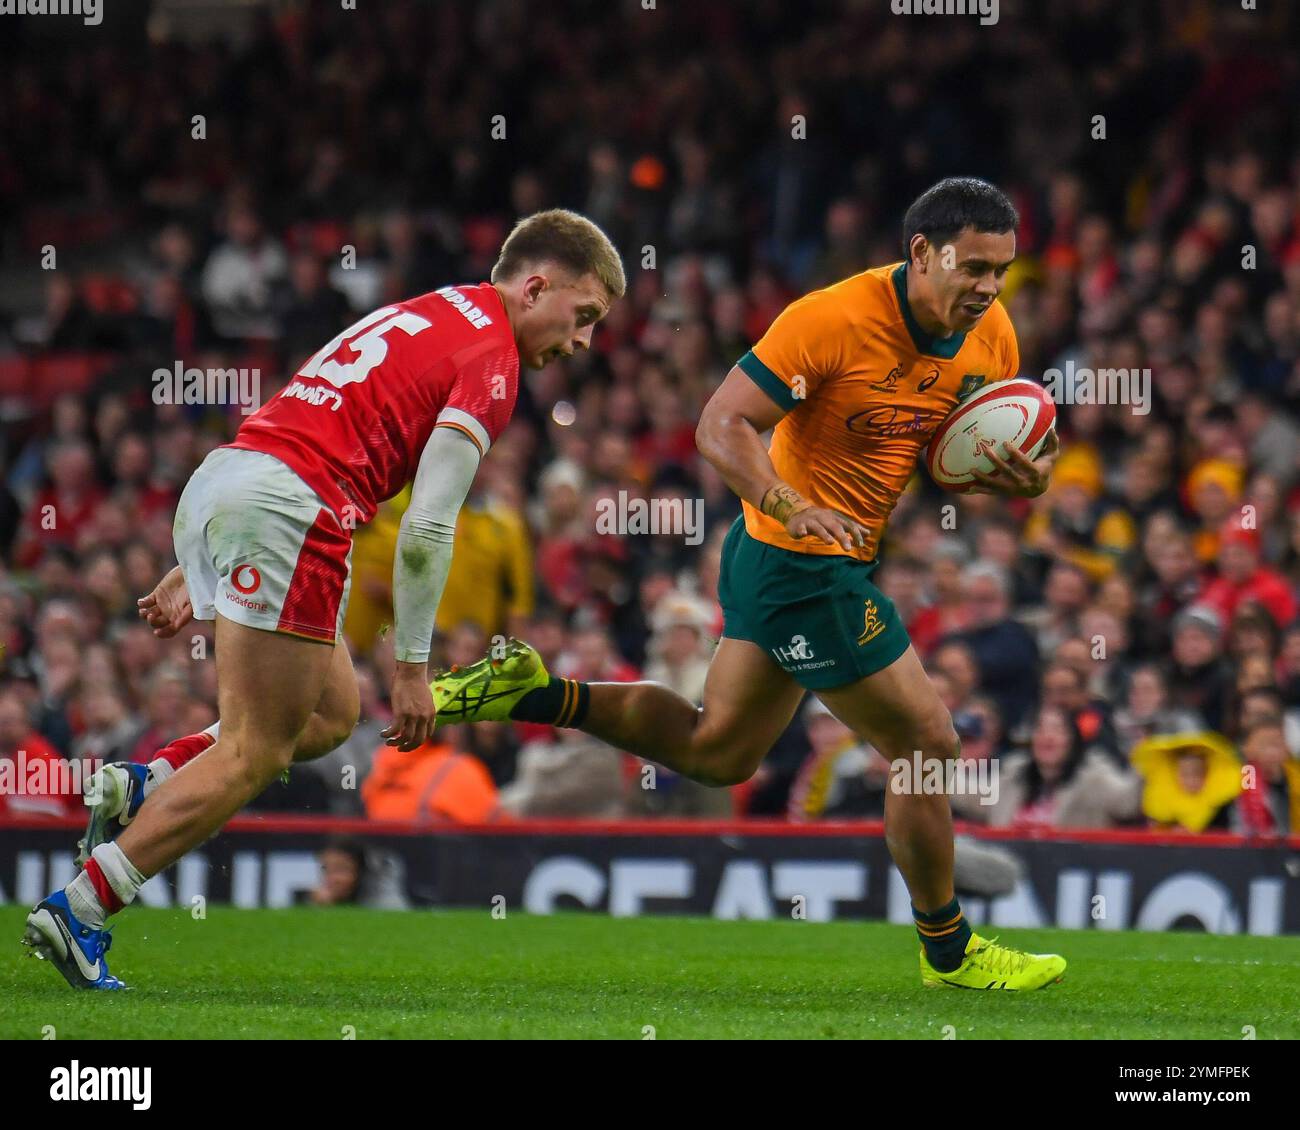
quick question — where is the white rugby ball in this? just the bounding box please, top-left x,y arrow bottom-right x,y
925,378 -> 1056,492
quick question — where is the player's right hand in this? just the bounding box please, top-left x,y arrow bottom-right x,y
383,662 -> 437,752
137,565 -> 193,638
785,506 -> 868,552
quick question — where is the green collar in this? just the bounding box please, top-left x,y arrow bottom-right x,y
891,262 -> 967,360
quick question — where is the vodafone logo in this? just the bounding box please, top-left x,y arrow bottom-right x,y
231,564 -> 262,594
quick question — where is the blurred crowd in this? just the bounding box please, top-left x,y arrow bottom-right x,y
1,0 -> 1299,833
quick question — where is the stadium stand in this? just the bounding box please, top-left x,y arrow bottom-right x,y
1,0 -> 1298,833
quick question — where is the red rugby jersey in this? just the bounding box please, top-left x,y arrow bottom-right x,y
227,283 -> 519,525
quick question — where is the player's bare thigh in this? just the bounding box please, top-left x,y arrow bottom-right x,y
293,637 -> 361,762
213,613 -> 339,765
685,636 -> 806,785
111,614 -> 340,877
814,645 -> 958,761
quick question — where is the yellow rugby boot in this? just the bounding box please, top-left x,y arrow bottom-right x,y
920,933 -> 1066,991
431,637 -> 550,725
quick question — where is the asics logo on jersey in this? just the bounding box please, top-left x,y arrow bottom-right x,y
869,363 -> 942,396
436,286 -> 493,329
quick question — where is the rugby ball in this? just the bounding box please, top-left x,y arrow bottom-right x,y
925,378 -> 1056,492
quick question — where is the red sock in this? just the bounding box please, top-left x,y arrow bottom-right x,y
83,858 -> 124,915
151,730 -> 216,773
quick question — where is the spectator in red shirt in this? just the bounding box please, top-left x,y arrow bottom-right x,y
0,688 -> 81,818
1233,722 -> 1300,836
108,432 -> 178,521
876,554 -> 939,657
1198,517 -> 1298,629
533,460 -> 588,613
908,542 -> 972,655
634,386 -> 698,470
14,439 -> 106,569
563,625 -> 640,684
125,665 -> 194,764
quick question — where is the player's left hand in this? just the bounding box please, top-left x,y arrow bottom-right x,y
968,429 -> 1059,498
383,661 -> 437,752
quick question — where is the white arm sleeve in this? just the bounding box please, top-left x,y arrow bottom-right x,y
391,425 -> 482,663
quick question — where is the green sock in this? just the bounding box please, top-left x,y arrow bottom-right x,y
510,676 -> 590,728
914,897 -> 972,973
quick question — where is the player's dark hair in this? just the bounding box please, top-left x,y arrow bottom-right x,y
492,208 -> 626,297
902,177 -> 1019,257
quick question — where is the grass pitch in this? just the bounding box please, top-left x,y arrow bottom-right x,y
3,906 -> 1298,1039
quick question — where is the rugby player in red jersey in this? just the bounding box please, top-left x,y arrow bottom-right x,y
23,210 -> 624,989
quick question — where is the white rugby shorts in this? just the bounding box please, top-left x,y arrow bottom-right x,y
173,447 -> 353,643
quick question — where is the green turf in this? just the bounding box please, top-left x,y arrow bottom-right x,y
3,906 -> 1298,1039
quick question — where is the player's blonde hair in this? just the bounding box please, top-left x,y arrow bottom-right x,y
491,209 -> 626,298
